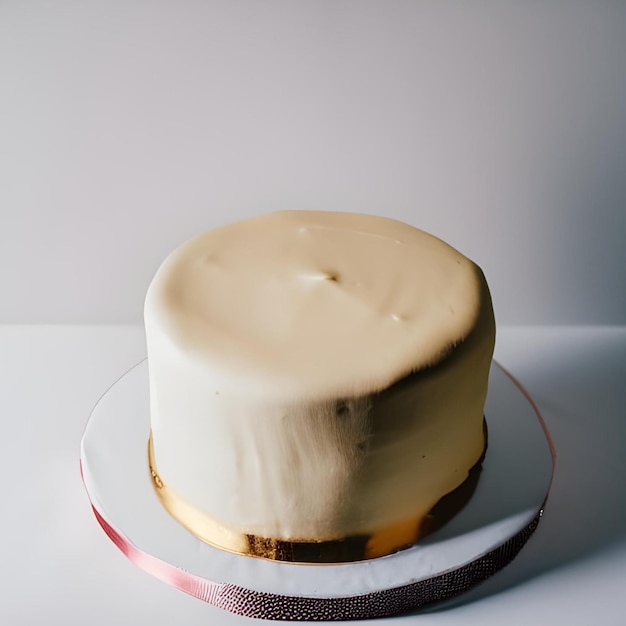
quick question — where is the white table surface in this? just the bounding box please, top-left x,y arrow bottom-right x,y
1,325 -> 625,625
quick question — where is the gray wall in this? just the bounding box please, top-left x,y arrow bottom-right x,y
2,1 -> 625,324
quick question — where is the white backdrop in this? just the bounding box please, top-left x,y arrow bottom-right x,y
2,1 -> 625,325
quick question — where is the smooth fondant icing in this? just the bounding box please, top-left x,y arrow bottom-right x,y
144,211 -> 495,559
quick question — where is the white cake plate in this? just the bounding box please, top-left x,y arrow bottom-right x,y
80,361 -> 554,621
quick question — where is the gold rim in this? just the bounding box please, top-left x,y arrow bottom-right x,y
148,434 -> 428,564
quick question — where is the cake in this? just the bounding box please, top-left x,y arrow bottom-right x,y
144,210 -> 495,563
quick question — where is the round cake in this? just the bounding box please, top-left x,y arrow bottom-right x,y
144,210 -> 495,562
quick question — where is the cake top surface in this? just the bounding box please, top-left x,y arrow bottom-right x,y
145,211 -> 483,399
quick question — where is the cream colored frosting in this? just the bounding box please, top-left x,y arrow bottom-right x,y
145,211 -> 495,547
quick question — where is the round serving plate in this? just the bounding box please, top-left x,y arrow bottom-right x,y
80,360 -> 554,620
